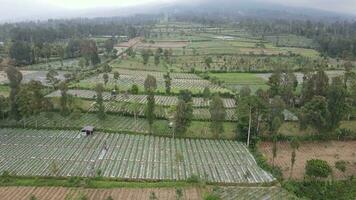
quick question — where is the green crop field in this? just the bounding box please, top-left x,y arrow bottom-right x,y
0,128 -> 275,184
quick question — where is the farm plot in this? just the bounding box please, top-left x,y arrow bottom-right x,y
47,89 -> 236,108
87,102 -> 237,121
256,70 -> 345,84
0,186 -> 203,200
0,128 -> 275,184
0,112 -> 153,134
75,72 -> 227,93
136,41 -> 189,49
0,70 -> 67,86
209,73 -> 269,93
259,141 -> 356,180
213,186 -> 299,200
23,59 -> 83,71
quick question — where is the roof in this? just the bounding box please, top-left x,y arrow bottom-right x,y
282,109 -> 299,121
81,126 -> 94,132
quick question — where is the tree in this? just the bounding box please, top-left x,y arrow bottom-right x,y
146,92 -> 155,134
202,87 -> 211,101
305,159 -> 332,179
95,83 -> 105,119
131,84 -> 139,94
313,69 -> 329,97
16,81 -> 46,121
209,94 -> 226,138
174,99 -> 193,137
9,41 -> 32,65
239,86 -> 251,98
6,65 -> 22,119
144,75 -> 157,92
80,40 -> 101,66
46,69 -> 59,89
141,49 -> 151,65
178,90 -> 192,103
104,39 -> 115,53
299,96 -> 329,134
149,192 -> 158,200
154,51 -> 160,66
129,101 -> 140,131
204,57 -> 213,69
290,138 -> 300,179
164,72 -> 171,94
58,81 -> 70,116
267,70 -> 281,97
0,95 -> 8,119
327,77 -> 347,131
103,73 -> 109,86
236,95 -> 266,147
113,71 -> 120,86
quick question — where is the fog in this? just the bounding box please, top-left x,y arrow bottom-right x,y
0,0 -> 355,22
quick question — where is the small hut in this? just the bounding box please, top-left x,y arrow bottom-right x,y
81,126 -> 95,136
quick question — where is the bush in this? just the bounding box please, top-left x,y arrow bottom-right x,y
305,159 -> 332,178
335,160 -> 347,173
204,194 -> 221,200
186,174 -> 200,183
0,171 -> 11,183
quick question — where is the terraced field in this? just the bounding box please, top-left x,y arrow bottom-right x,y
0,187 -> 203,200
72,69 -> 228,93
0,113 -> 152,133
0,128 -> 275,184
213,186 -> 299,200
46,89 -> 237,108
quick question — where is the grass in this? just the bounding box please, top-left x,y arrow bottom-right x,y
0,85 -> 9,97
0,176 -> 200,189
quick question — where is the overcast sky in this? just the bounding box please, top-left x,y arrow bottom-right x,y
0,0 -> 355,21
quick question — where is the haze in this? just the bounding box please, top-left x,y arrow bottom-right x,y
0,0 -> 355,21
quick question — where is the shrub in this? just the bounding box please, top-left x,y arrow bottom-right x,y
305,159 -> 332,178
0,171 -> 11,183
186,174 -> 201,183
29,195 -> 38,200
204,193 -> 221,200
335,160 -> 347,173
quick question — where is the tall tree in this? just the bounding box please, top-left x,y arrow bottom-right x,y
46,69 -> 59,89
6,65 -> 22,119
103,73 -> 109,86
146,91 -> 155,134
58,81 -> 70,116
209,94 -> 226,138
174,99 -> 193,137
144,75 -> 157,92
327,77 -> 347,131
141,49 -> 151,65
95,83 -> 105,119
299,96 -> 329,134
290,138 -> 300,179
163,72 -> 171,94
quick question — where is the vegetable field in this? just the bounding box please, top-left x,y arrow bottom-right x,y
0,128 -> 275,184
213,186 -> 299,200
0,187 -> 203,200
46,89 -> 237,108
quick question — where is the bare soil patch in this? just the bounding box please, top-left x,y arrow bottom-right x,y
0,187 -> 204,200
259,141 -> 356,180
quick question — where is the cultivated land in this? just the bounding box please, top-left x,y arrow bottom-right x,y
213,186 -> 299,200
259,141 -> 356,180
0,128 -> 275,184
0,186 -> 204,200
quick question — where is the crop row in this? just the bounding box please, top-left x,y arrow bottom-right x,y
0,128 -> 275,184
214,187 -> 298,200
88,102 -> 237,121
46,89 -> 236,108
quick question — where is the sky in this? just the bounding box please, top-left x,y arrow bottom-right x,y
0,0 -> 355,21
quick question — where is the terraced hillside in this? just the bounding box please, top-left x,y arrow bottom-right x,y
0,128 -> 275,184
